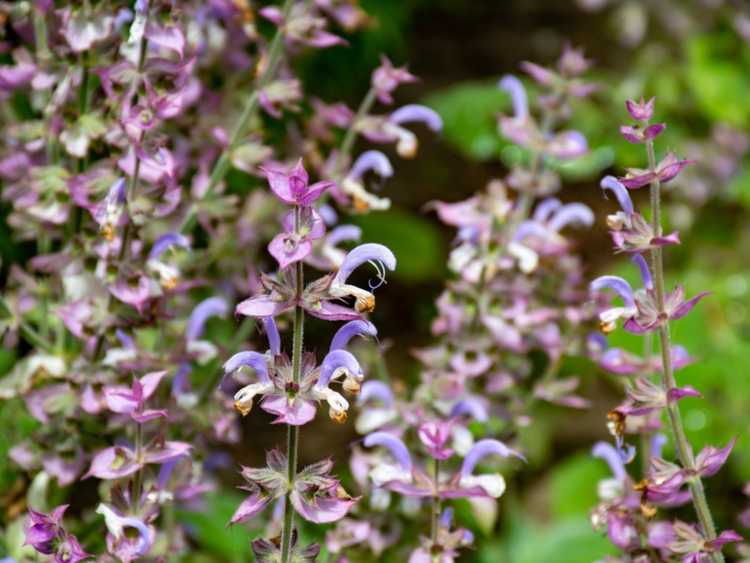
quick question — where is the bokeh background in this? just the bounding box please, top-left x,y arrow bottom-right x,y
3,0 -> 750,561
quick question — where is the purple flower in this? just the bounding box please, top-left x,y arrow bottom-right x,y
592,441 -> 627,481
546,130 -> 589,160
226,348 -> 361,424
340,150 -> 394,212
92,178 -> 127,241
330,319 -> 378,351
25,505 -> 90,562
450,398 -> 489,422
314,349 -> 364,415
261,158 -> 334,206
144,22 -> 186,59
147,232 -> 191,289
625,97 -> 655,121
601,176 -> 634,216
86,440 -> 191,480
104,370 -> 168,423
669,520 -> 742,560
600,176 -> 681,252
695,438 -> 736,478
355,380 -> 398,434
224,351 -> 273,415
498,75 -> 528,120
624,285 -> 710,334
328,243 -> 397,314
590,275 -> 637,332
268,207 -> 326,269
326,518 -> 371,554
97,504 -> 154,562
291,458 -> 357,523
620,122 -> 666,144
418,420 -> 454,460
451,439 -> 524,498
372,55 -> 418,104
618,152 -> 693,189
186,297 -> 229,342
615,376 -> 700,417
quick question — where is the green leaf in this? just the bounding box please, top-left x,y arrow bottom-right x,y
424,81 -> 510,161
177,491 -> 255,563
686,34 -> 750,127
492,517 -> 616,563
548,452 -> 609,519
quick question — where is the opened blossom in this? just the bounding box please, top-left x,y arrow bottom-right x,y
25,505 -> 90,563
363,432 -> 523,499
224,325 -> 366,424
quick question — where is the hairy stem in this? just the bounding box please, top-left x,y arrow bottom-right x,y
118,31 -> 150,262
179,0 -> 296,234
132,422 -> 144,510
430,459 -> 442,545
645,139 -> 722,562
333,86 -> 377,180
281,206 -> 305,563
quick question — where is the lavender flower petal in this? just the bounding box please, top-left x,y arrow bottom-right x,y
186,297 -> 229,341
601,176 -> 634,216
349,150 -> 394,180
389,104 -> 443,132
498,75 -> 528,119
329,320 -> 377,351
363,432 -> 412,472
461,439 -> 525,477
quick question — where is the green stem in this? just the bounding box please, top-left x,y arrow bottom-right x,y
20,321 -> 53,353
118,30 -> 150,261
281,206 -> 305,563
333,86 -> 377,180
133,422 -> 144,509
507,104 -> 559,234
32,7 -> 51,63
645,139 -> 722,562
179,0 -> 296,234
118,153 -> 142,262
430,459 -> 442,545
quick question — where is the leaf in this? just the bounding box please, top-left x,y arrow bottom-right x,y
548,453 -> 609,519
686,34 -> 750,127
177,491 -> 256,563
424,81 -> 510,161
506,517 -> 614,563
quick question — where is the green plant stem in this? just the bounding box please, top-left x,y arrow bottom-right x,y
133,422 -> 144,509
430,459 -> 442,545
281,206 -> 305,563
179,0 -> 295,234
118,30 -> 150,261
118,151 -> 143,262
639,331 -> 654,476
645,139 -> 722,562
333,86 -> 377,180
20,321 -> 53,353
32,7 -> 51,63
507,105 -> 558,234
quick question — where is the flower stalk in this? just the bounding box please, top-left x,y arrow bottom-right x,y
646,138 -> 722,561
430,458 -> 442,545
280,205 -> 305,563
334,86 -> 377,180
179,0 -> 296,234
